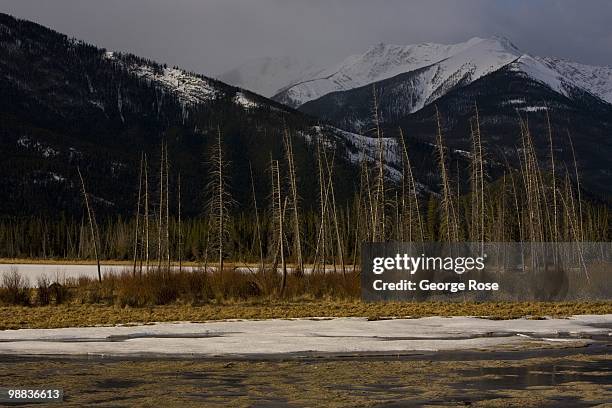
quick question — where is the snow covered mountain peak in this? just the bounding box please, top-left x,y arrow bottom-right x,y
273,36 -> 522,109
222,35 -> 612,112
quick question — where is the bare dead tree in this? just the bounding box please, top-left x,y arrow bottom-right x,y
371,85 -> 386,241
546,110 -> 558,242
518,116 -> 545,242
322,147 -> 345,276
249,162 -> 265,273
312,138 -> 327,273
470,105 -> 486,244
282,126 -> 304,275
359,150 -> 375,242
351,168 -> 366,272
132,152 -> 144,276
77,167 -> 101,282
507,163 -> 523,244
270,159 -> 287,293
498,174 -> 507,241
398,128 -> 424,242
435,107 -> 459,242
143,153 -> 150,275
158,141 -> 164,268
206,127 -> 233,273
165,142 -> 170,268
177,172 -> 182,273
567,130 -> 584,242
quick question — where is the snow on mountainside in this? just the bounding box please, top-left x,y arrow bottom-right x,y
507,55 -> 612,104
219,56 -> 324,97
538,57 -> 612,104
508,55 -> 571,97
104,51 -> 218,106
273,37 -> 521,108
103,52 -> 261,110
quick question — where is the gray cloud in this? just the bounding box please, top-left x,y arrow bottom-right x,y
2,0 -> 611,76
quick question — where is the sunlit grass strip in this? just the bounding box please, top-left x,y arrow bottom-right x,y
1,301 -> 610,330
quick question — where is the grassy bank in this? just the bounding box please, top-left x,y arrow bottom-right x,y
1,267 -> 611,329
1,301 -> 611,330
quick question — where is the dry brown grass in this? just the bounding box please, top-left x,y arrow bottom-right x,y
1,267 -> 610,329
1,267 -> 360,307
1,300 -> 610,330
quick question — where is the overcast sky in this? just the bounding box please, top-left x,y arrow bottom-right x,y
2,0 -> 611,76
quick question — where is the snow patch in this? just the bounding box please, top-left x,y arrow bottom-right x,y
105,53 -> 218,108
234,92 -> 259,109
0,316 -> 607,357
519,106 -> 549,112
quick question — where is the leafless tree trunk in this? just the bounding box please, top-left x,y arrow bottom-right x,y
217,132 -> 223,272
144,153 -> 149,275
398,128 -> 424,242
283,127 -> 304,275
77,167 -> 101,282
249,162 -> 264,273
158,141 -> 164,269
206,127 -> 233,274
567,130 -> 583,242
470,105 -> 486,245
165,142 -> 170,268
546,110 -> 558,242
371,85 -> 386,241
177,172 -> 182,273
132,153 -> 144,276
322,147 -> 345,276
313,138 -> 327,273
518,117 -> 545,242
270,159 -> 287,293
435,107 -> 459,242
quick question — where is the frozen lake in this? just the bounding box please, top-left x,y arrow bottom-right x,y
0,263 -> 346,284
0,263 -> 138,282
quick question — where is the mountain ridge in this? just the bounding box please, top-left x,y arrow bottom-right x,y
220,36 -> 612,112
0,12 -> 371,217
